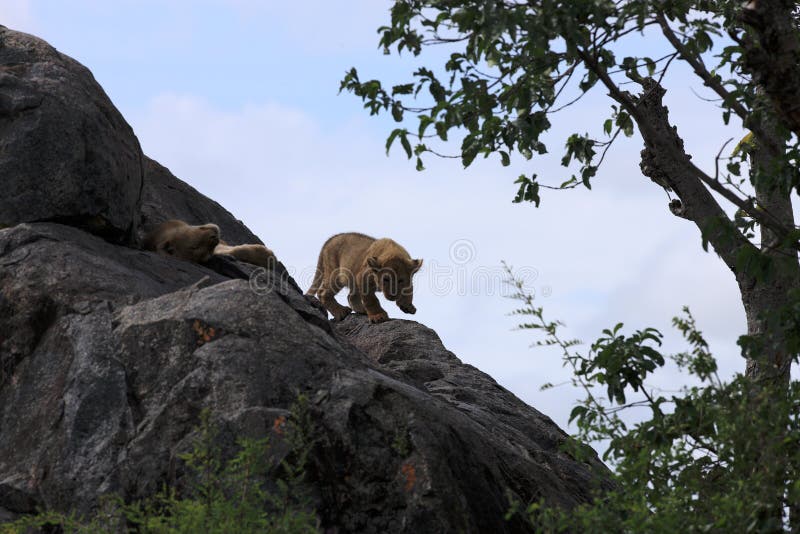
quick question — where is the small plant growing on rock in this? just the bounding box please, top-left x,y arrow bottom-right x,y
1,396 -> 318,534
391,426 -> 412,458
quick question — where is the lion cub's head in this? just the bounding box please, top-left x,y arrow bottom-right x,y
367,256 -> 423,314
166,223 -> 220,263
145,220 -> 221,263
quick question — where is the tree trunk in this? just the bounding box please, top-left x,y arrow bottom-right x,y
739,269 -> 797,384
742,122 -> 799,385
736,139 -> 798,528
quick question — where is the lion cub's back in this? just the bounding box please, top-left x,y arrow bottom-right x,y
322,232 -> 376,272
367,238 -> 413,263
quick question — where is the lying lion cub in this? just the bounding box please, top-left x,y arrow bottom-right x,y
142,219 -> 275,269
307,232 -> 422,323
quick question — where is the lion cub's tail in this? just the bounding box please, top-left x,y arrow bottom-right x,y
306,253 -> 323,296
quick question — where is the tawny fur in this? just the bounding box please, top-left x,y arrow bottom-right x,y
142,219 -> 221,263
214,242 -> 276,269
307,232 -> 422,324
143,219 -> 275,269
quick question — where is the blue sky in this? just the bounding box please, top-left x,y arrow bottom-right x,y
2,1 -> 755,440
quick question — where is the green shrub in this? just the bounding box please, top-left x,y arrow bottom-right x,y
1,396 -> 319,534
504,266 -> 800,533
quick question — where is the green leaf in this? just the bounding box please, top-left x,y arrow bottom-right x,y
569,405 -> 588,423
435,121 -> 448,141
391,101 -> 404,122
616,111 -> 634,137
392,83 -> 414,96
513,174 -> 541,206
399,131 -> 412,158
418,115 -> 434,139
385,128 -> 402,155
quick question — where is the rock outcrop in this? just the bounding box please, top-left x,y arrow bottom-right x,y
0,223 -> 610,532
0,26 -> 143,241
0,25 -> 612,533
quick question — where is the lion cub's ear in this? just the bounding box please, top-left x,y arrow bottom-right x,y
410,258 -> 423,272
367,256 -> 381,270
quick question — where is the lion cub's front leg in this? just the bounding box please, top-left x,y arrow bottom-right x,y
318,281 -> 352,321
361,291 -> 389,324
347,292 -> 367,314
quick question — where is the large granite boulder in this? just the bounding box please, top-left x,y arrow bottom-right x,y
0,223 -> 611,532
0,26 -> 143,241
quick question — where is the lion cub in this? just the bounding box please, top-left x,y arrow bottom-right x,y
307,232 -> 422,323
143,219 -> 275,269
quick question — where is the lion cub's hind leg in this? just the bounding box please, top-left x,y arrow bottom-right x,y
318,277 -> 352,321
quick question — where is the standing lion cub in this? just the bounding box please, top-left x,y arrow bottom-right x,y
143,219 -> 275,269
307,232 -> 422,324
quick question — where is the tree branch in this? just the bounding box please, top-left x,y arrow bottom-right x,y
575,46 -> 760,271
631,79 -> 759,274
656,14 -> 748,122
656,12 -> 781,159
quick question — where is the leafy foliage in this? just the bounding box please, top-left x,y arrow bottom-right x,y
504,267 -> 800,532
342,0 -> 800,198
1,397 -> 319,534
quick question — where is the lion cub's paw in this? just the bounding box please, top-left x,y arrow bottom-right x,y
333,307 -> 353,321
368,311 -> 389,324
398,303 -> 416,314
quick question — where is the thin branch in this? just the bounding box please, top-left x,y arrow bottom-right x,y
545,63 -> 579,112
577,46 -> 790,242
690,159 -> 788,238
595,19 -> 660,48
539,182 -> 580,191
689,86 -> 724,103
421,36 -> 472,45
657,12 -> 748,120
547,86 -> 590,114
605,52 -> 679,77
655,52 -> 679,87
423,147 -> 461,159
656,12 -> 781,157
596,125 -> 624,168
714,138 -> 735,181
